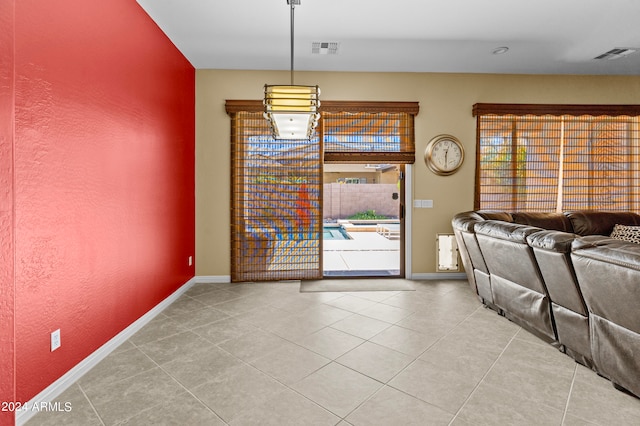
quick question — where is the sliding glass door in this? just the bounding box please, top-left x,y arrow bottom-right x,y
226,101 -> 419,282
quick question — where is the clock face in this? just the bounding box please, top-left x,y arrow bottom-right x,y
432,139 -> 462,171
425,135 -> 464,176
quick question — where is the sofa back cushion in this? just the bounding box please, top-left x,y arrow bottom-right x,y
451,211 -> 491,275
475,210 -> 514,222
451,211 -> 485,232
565,211 -> 640,236
512,212 -> 573,232
476,221 -> 554,340
475,220 -> 541,244
527,229 -> 576,253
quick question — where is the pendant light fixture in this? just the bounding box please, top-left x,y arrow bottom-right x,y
264,0 -> 320,140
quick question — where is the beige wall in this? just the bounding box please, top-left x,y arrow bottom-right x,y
196,70 -> 640,276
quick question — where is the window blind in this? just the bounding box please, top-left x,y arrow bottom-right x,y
322,101 -> 419,164
474,104 -> 640,212
228,109 -> 322,282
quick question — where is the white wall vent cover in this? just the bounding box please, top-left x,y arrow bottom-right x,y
594,48 -> 638,60
312,42 -> 339,55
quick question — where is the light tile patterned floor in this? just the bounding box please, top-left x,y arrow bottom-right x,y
27,280 -> 640,425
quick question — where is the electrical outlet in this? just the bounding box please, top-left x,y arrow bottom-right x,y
51,329 -> 61,352
188,256 -> 193,266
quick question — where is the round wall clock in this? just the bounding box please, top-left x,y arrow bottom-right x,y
424,134 -> 465,176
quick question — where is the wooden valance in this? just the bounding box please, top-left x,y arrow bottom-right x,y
226,100 -> 419,115
473,103 -> 640,117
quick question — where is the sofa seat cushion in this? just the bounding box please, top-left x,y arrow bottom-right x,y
610,224 -> 640,244
572,238 -> 640,266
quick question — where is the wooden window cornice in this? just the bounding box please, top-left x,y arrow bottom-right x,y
225,100 -> 262,114
473,103 -> 640,117
226,100 -> 419,115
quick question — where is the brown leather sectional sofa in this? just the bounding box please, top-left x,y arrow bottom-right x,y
452,210 -> 640,398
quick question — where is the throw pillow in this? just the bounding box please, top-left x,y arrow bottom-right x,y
610,224 -> 640,244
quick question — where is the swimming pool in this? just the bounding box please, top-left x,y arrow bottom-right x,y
323,226 -> 351,240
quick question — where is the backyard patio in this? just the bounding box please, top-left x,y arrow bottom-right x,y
323,223 -> 400,276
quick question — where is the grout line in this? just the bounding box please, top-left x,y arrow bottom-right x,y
76,383 -> 106,426
135,342 -> 230,425
223,294 -> 414,422
79,366 -> 174,425
561,364 -> 579,425
369,304 -> 491,419
336,293 -> 489,419
448,325 -> 521,425
338,378 -> 387,422
208,332 -> 348,422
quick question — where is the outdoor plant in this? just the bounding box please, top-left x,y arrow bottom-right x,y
348,210 -> 389,220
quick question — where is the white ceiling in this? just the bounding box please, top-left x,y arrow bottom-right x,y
136,0 -> 640,75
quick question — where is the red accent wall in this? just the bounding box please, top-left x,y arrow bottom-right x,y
8,0 -> 195,410
1,1 -> 17,425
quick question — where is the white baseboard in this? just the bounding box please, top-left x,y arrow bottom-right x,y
194,275 -> 231,284
410,272 -> 467,280
16,277 -> 197,426
193,274 -> 466,283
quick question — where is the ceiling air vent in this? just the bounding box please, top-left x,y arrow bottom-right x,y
312,42 -> 339,55
594,48 -> 638,60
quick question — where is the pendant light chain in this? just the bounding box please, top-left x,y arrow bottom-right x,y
290,0 -> 295,85
264,0 -> 320,140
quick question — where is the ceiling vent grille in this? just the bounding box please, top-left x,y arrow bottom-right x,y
594,48 -> 638,60
312,42 -> 339,55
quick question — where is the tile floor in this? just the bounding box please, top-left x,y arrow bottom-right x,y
27,279 -> 640,425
